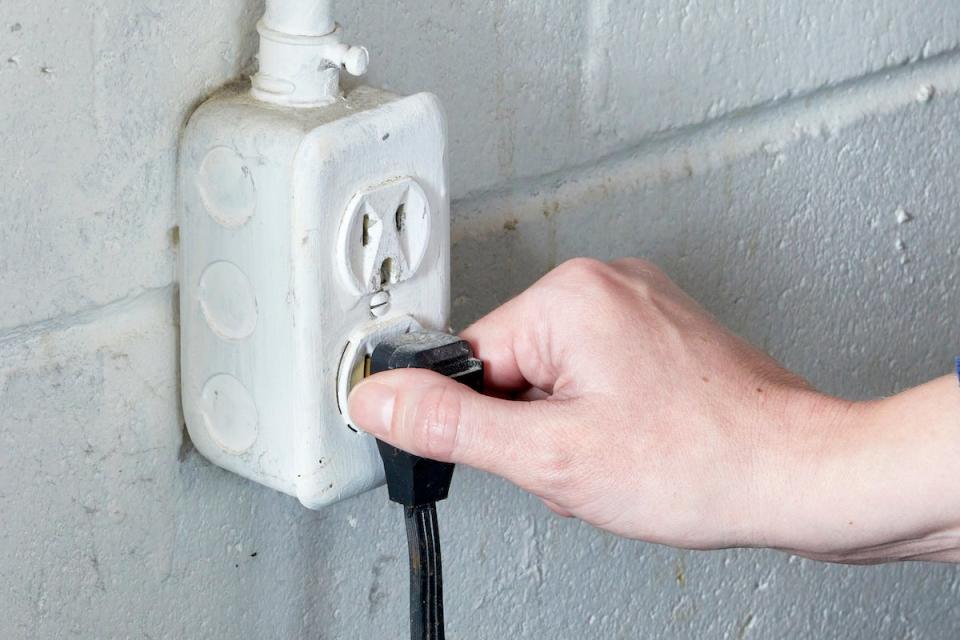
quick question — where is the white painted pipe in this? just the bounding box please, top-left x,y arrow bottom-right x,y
263,0 -> 335,36
251,0 -> 369,107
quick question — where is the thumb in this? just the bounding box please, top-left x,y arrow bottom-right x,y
348,368 -> 572,492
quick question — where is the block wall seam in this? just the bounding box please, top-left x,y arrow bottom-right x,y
453,47 -> 960,242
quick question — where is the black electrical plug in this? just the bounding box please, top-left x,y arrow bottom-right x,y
369,332 -> 483,640
372,332 -> 483,506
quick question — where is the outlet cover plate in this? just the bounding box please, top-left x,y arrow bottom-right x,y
178,85 -> 449,509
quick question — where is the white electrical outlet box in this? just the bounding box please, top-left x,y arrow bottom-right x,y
178,85 -> 449,509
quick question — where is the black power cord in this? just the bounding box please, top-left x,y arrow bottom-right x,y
405,504 -> 443,639
370,333 -> 484,640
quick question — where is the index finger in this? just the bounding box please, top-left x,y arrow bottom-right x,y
460,286 -> 560,394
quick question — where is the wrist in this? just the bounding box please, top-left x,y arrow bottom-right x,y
756,377 -> 960,563
745,384 -> 864,554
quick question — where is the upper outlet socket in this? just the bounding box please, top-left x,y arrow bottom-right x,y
336,177 -> 431,296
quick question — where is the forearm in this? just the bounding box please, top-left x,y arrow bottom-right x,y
761,375 -> 960,563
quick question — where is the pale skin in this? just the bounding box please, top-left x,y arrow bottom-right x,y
349,257 -> 960,564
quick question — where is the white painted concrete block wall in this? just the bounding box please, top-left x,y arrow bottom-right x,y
1,1 -> 958,637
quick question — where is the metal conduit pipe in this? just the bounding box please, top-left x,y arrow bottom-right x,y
252,0 -> 368,107
264,0 -> 336,36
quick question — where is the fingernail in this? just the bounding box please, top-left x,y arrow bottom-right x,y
349,381 -> 396,435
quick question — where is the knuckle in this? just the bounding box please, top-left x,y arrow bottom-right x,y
549,258 -> 621,304
610,256 -> 656,275
554,257 -> 611,282
406,384 -> 463,460
611,257 -> 666,285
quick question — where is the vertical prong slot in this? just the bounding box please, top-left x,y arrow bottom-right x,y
362,213 -> 372,247
379,257 -> 394,286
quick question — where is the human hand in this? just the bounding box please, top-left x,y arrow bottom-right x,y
349,258 -> 837,549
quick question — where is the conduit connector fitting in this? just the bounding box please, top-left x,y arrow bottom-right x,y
251,11 -> 369,108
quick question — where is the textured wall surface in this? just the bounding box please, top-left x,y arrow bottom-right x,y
2,1 -> 959,638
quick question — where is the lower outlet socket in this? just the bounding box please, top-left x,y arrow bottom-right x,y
336,315 -> 423,431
